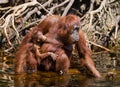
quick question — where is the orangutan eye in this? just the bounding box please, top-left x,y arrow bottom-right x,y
74,25 -> 80,31
70,25 -> 80,34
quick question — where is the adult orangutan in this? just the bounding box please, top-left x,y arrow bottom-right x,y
37,14 -> 100,77
15,14 -> 101,78
61,14 -> 101,78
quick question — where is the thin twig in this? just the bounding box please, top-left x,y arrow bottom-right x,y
88,40 -> 111,52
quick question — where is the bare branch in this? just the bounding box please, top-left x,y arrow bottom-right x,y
88,0 -> 106,30
48,0 -> 69,15
114,16 -> 120,39
62,0 -> 74,16
3,14 -> 14,47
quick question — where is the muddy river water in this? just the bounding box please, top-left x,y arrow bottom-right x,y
0,52 -> 120,87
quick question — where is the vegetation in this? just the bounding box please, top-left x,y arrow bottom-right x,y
0,0 -> 120,53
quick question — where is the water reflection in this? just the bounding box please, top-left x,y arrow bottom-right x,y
0,52 -> 120,87
14,71 -> 94,87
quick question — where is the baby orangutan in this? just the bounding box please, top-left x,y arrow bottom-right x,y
37,33 -> 70,74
